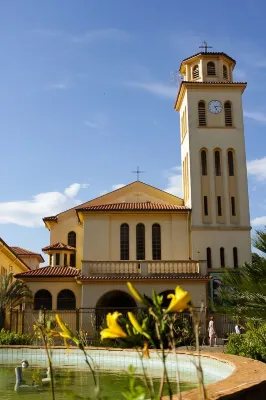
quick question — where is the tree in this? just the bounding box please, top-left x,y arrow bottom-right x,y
0,273 -> 33,329
213,227 -> 266,320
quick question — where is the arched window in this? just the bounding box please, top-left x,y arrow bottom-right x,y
198,101 -> 206,126
228,150 -> 235,176
193,65 -> 199,79
206,247 -> 212,268
224,101 -> 233,126
220,247 -> 225,267
233,247 -> 238,268
68,231 -> 76,248
201,149 -> 208,175
34,289 -> 52,310
152,224 -> 161,260
120,223 -> 129,260
136,223 -> 145,260
57,289 -> 76,310
223,65 -> 228,79
214,150 -> 221,176
207,61 -> 216,76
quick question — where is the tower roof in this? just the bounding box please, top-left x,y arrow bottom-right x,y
179,52 -> 236,73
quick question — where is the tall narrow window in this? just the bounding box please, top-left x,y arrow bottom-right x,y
136,223 -> 145,260
64,253 -> 67,267
55,253 -> 60,266
198,101 -> 206,126
207,247 -> 212,268
233,247 -> 238,268
152,224 -> 161,260
201,150 -> 207,175
220,247 -> 225,267
224,102 -> 233,126
223,65 -> 228,79
217,196 -> 222,216
70,253 -> 76,267
193,65 -> 199,79
204,196 -> 208,216
120,223 -> 129,260
231,197 -> 236,216
228,150 -> 235,176
207,61 -> 216,76
68,231 -> 76,248
214,150 -> 221,176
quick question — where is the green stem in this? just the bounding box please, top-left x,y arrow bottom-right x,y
81,347 -> 101,399
39,328 -> 55,400
137,347 -> 154,400
169,319 -> 182,400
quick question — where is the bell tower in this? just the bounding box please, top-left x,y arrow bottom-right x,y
175,45 -> 251,269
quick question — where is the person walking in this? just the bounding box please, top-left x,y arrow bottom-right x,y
208,316 -> 216,347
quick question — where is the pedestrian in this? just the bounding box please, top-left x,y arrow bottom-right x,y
235,323 -> 244,334
208,316 -> 216,347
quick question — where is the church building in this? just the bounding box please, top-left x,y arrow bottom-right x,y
16,49 -> 252,319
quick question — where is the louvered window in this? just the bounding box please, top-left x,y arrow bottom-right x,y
198,101 -> 206,126
215,150 -> 221,176
201,150 -> 207,175
193,65 -> 199,79
223,65 -> 228,79
228,150 -> 234,176
207,247 -> 212,268
220,247 -> 225,267
207,62 -> 216,76
224,102 -> 233,126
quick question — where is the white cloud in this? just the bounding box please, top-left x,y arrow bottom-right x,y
84,113 -> 109,131
127,81 -> 176,99
164,166 -> 183,197
251,216 -> 266,226
46,83 -> 68,90
247,157 -> 266,181
0,183 -> 89,228
244,111 -> 266,124
112,184 -> 126,191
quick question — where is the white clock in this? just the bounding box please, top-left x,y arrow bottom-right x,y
208,100 -> 223,114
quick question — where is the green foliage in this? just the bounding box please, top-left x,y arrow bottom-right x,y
122,366 -> 146,400
226,323 -> 266,362
0,328 -> 34,345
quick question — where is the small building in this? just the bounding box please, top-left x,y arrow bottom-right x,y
0,238 -> 30,277
11,247 -> 44,270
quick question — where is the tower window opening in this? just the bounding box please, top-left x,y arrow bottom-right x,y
120,223 -> 129,260
233,247 -> 238,268
198,101 -> 206,126
228,150 -> 235,176
231,196 -> 236,216
201,150 -> 208,175
223,65 -> 228,80
204,196 -> 208,216
207,61 -> 216,76
207,247 -> 212,268
136,223 -> 145,260
214,150 -> 221,176
224,101 -> 233,126
193,65 -> 199,79
217,196 -> 222,216
55,253 -> 60,266
220,247 -> 225,267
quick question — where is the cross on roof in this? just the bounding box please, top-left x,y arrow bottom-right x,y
199,41 -> 212,53
132,166 -> 145,181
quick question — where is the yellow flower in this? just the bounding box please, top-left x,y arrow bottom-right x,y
142,341 -> 150,359
166,286 -> 192,313
100,312 -> 127,340
127,282 -> 146,304
128,312 -> 151,340
55,314 -> 80,346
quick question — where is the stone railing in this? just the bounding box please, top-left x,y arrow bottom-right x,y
82,260 -> 203,275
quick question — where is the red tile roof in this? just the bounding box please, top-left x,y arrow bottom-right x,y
42,242 -> 76,252
11,247 -> 44,262
77,202 -> 189,212
15,266 -> 80,278
77,274 -> 211,282
43,216 -> 58,222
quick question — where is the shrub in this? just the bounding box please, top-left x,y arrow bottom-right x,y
0,328 -> 34,345
226,323 -> 266,362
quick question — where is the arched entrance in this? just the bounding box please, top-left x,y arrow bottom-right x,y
34,289 -> 52,310
96,290 -> 137,329
57,289 -> 76,310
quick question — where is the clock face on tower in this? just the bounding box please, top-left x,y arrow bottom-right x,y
208,100 -> 223,114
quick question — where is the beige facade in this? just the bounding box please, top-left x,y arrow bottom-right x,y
17,50 -> 251,313
0,238 -> 30,277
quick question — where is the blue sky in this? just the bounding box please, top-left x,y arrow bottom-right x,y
1,0 -> 266,259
